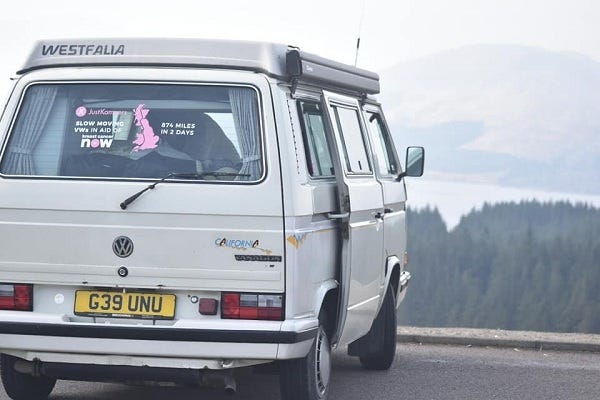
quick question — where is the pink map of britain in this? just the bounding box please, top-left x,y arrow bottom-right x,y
132,104 -> 159,152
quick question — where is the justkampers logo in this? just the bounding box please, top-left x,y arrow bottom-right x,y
75,106 -> 87,117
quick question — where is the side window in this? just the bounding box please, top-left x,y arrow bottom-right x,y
331,105 -> 371,174
366,112 -> 398,176
298,101 -> 334,177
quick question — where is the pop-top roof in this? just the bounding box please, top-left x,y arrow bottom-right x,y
19,38 -> 380,95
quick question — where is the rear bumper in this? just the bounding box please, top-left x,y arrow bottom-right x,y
0,321 -> 314,343
396,269 -> 411,307
0,315 -> 317,369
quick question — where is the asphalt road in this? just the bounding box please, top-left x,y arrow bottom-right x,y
1,344 -> 599,400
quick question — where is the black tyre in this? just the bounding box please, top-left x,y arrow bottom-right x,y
0,354 -> 56,400
358,287 -> 397,370
279,317 -> 331,400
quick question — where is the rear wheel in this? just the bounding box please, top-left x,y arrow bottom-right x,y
0,354 -> 56,400
358,287 -> 397,370
279,316 -> 331,400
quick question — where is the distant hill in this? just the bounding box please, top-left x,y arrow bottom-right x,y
399,201 -> 600,333
380,45 -> 600,194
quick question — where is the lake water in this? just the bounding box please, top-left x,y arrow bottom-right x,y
405,179 -> 600,230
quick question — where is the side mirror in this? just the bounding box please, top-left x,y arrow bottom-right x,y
397,146 -> 425,180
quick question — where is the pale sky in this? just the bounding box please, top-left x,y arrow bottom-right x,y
1,0 -> 599,222
0,0 -> 598,79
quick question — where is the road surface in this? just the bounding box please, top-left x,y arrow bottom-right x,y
1,344 -> 598,400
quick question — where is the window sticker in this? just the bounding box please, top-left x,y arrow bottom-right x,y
73,106 -> 131,149
132,104 -> 160,152
158,121 -> 196,136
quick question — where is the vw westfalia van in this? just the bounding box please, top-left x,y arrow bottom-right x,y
0,38 -> 424,400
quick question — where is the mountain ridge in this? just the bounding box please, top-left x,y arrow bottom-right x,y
379,44 -> 600,195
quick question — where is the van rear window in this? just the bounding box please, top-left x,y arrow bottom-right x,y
0,83 -> 263,182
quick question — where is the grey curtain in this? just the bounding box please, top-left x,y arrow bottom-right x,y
3,86 -> 58,175
228,88 -> 261,180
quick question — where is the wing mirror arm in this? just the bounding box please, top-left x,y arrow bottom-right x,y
396,172 -> 407,182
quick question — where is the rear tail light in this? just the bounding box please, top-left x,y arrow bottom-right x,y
199,298 -> 218,315
221,293 -> 283,321
0,283 -> 33,311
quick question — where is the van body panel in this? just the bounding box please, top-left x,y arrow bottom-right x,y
0,68 -> 285,294
337,180 -> 385,344
321,92 -> 385,346
362,103 -> 410,307
363,104 -> 408,262
271,87 -> 339,321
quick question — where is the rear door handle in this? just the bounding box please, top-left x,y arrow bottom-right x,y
327,212 -> 349,219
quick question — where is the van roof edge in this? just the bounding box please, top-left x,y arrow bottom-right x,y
19,38 -> 380,95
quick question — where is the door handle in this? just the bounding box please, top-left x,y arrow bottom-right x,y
384,208 -> 393,214
327,212 -> 349,219
373,211 -> 384,220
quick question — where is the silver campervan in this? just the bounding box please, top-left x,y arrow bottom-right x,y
0,39 -> 424,400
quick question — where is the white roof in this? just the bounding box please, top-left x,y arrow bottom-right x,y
20,38 -> 380,95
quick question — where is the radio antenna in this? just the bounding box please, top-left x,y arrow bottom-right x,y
354,0 -> 366,67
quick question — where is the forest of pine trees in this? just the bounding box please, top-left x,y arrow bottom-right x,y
398,201 -> 600,333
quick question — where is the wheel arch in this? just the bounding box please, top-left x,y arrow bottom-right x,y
383,255 -> 402,310
312,279 -> 339,339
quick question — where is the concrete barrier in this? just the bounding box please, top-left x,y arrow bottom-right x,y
397,326 -> 600,352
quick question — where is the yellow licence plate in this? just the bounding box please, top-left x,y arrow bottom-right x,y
74,290 -> 176,319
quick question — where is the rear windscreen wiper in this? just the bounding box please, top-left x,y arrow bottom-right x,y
119,172 -> 250,210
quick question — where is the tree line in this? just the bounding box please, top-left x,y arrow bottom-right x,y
399,201 -> 600,333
